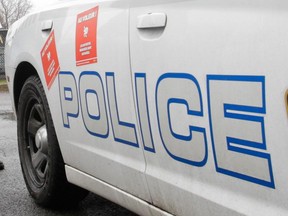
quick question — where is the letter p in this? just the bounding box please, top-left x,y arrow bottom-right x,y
58,71 -> 79,128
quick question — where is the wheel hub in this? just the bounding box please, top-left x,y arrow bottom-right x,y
35,125 -> 48,151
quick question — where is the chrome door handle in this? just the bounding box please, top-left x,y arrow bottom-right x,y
137,13 -> 167,29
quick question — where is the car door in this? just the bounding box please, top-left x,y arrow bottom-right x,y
43,0 -> 151,202
129,0 -> 288,215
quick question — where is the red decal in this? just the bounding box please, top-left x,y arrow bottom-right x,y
40,30 -> 60,89
76,6 -> 99,66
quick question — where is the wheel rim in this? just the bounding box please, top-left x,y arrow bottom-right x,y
24,99 -> 48,188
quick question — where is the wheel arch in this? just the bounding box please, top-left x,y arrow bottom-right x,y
13,62 -> 38,113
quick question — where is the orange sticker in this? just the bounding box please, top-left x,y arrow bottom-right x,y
76,6 -> 99,66
40,30 -> 60,89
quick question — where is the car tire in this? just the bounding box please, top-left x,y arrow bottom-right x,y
17,75 -> 88,208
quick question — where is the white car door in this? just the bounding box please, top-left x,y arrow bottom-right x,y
46,0 -> 151,202
130,0 -> 288,215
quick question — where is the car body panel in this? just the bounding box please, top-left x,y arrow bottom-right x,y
5,0 -> 288,215
43,0 -> 151,202
129,0 -> 288,215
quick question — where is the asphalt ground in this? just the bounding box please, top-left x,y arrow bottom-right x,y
0,86 -> 137,216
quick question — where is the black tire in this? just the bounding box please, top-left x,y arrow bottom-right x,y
17,76 -> 88,208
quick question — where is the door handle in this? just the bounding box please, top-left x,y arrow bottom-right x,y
137,13 -> 167,29
41,20 -> 53,31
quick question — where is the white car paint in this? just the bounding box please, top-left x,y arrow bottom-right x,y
5,0 -> 288,215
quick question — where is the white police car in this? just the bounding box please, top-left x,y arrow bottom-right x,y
5,0 -> 288,215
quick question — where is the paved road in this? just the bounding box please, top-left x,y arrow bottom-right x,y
0,91 -> 137,216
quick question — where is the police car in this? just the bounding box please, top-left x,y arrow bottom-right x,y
5,0 -> 288,215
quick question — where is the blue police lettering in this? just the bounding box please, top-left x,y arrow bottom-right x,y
79,71 -> 109,138
58,71 -> 274,188
106,72 -> 139,147
156,73 -> 207,167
